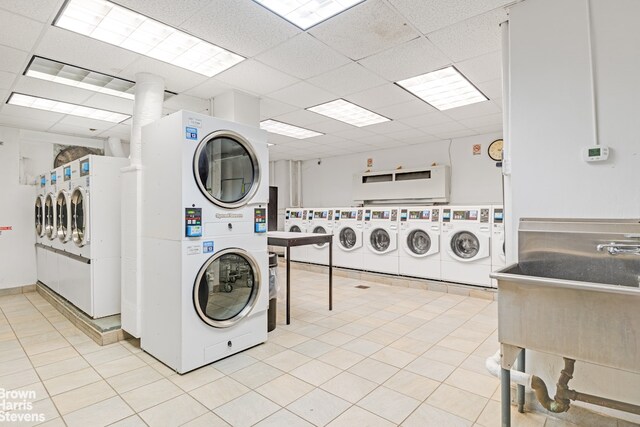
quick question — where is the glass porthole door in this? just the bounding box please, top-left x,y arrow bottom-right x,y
44,194 -> 56,240
194,130 -> 260,209
339,227 -> 357,250
56,190 -> 72,243
71,187 -> 89,247
450,231 -> 480,259
407,229 -> 431,255
193,249 -> 261,328
289,225 -> 301,232
313,225 -> 328,248
35,195 -> 45,237
369,228 -> 391,253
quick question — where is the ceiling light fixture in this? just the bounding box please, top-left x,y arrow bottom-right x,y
307,99 -> 390,127
253,0 -> 365,30
54,0 -> 244,77
7,93 -> 130,123
260,119 -> 323,139
396,66 -> 488,111
24,56 -> 176,100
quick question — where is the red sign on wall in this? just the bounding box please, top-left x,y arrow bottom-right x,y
472,144 -> 482,155
0,226 -> 12,231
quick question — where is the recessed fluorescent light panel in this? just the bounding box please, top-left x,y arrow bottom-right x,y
260,119 -> 323,139
7,93 -> 130,123
254,0 -> 365,30
396,66 -> 488,111
307,99 -> 390,127
54,0 -> 244,77
25,57 -> 176,100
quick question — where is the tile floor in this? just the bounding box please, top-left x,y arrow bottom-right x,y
0,268 -> 589,426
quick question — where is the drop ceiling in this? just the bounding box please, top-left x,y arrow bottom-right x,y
0,0 -> 508,161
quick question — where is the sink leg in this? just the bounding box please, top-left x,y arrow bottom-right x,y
517,349 -> 525,413
502,367 -> 511,427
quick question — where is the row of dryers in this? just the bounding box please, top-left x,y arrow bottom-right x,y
35,155 -> 127,318
284,205 -> 505,288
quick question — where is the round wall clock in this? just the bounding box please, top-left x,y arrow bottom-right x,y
488,139 -> 503,161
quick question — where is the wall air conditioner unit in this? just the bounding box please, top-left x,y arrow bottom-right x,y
353,165 -> 450,205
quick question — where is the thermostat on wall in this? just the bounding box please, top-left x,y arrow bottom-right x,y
583,146 -> 609,162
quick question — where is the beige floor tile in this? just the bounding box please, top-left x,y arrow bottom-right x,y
287,388 -> 351,426
5,397 -> 60,427
361,329 -> 400,346
422,345 -> 469,366
51,380 -> 116,415
255,374 -> 315,407
402,403 -> 472,427
316,330 -> 356,346
230,361 -> 284,388
35,356 -> 90,380
320,371 -> 377,404
328,405 -> 396,427
388,336 -> 433,356
189,376 -> 249,410
476,400 -> 548,427
253,409 -> 314,427
293,323 -> 331,338
167,365 -> 224,391
181,412 -> 231,427
290,359 -> 342,386
37,417 -> 67,427
358,386 -> 420,424
270,332 -> 311,348
318,347 -> 365,370
291,338 -> 336,358
139,394 -> 208,427
0,356 -> 32,377
19,332 -> 69,356
43,367 -> 102,396
264,349 -> 312,371
214,391 -> 280,427
438,336 -> 481,354
370,346 -> 417,368
107,365 -> 164,394
340,338 -> 385,356
245,341 -> 287,360
120,378 -> 183,412
93,354 -> 147,378
63,396 -> 134,427
405,356 -> 457,382
445,367 -> 499,398
383,370 -> 440,401
426,384 -> 488,422
109,415 -> 148,426
348,358 -> 399,384
335,322 -> 374,337
212,352 -> 257,374
83,345 -> 132,366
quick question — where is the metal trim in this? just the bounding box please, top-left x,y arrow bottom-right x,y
44,192 -> 57,240
34,243 -> 90,264
56,189 -> 72,243
35,195 -> 45,237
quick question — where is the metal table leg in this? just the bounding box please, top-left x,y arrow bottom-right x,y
286,246 -> 291,325
329,237 -> 333,311
502,367 -> 511,427
517,349 -> 526,413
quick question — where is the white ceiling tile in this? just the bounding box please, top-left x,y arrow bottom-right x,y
456,50 -> 501,84
421,121 -> 468,135
388,0 -> 510,34
309,0 -> 419,61
0,0 -> 61,23
0,71 -> 16,91
0,114 -> 57,131
259,97 -> 298,120
48,123 -> 109,138
307,63 -> 388,97
375,99 -> 437,120
0,104 -> 64,125
358,37 -> 449,82
180,0 -> 300,57
0,9 -> 43,52
304,134 -> 349,145
458,113 -> 502,128
84,93 -> 133,116
98,123 -> 131,140
443,99 -> 500,120
114,0 -> 211,27
476,78 -> 502,100
216,60 -> 299,96
0,45 -> 28,74
333,128 -> 375,140
162,94 -> 208,113
353,134 -> 396,145
471,124 -> 503,134
433,129 -> 477,139
402,134 -> 442,145
428,10 -> 506,62
56,114 -> 124,131
362,120 -> 410,134
269,82 -> 336,109
184,78 -> 233,99
400,111 -> 452,128
256,33 -> 350,80
36,27 -> 138,76
272,109 -> 326,127
305,119 -> 354,133
119,57 -> 208,93
347,84 -> 415,109
389,127 -> 429,140
14,76 -> 94,105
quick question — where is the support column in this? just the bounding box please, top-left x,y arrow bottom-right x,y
121,73 -> 164,337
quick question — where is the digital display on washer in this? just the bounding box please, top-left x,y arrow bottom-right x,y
341,210 -> 358,219
494,209 -> 504,223
80,159 -> 90,176
64,166 -> 71,181
40,175 -> 46,187
50,172 -> 57,185
314,211 -> 328,219
290,211 -> 302,219
442,210 -> 451,222
400,210 -> 408,221
409,210 -> 430,220
453,210 -> 478,221
371,210 -> 390,220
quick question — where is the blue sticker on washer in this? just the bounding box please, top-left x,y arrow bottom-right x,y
186,127 -> 198,140
203,241 -> 214,253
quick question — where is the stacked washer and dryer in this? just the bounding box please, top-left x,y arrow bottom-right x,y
141,111 -> 269,374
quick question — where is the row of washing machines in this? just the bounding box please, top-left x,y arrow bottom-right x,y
284,205 -> 505,288
35,155 -> 127,318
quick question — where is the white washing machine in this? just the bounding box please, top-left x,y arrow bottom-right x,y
333,207 -> 365,270
490,205 -> 506,288
363,207 -> 400,275
284,207 -> 307,263
141,110 -> 269,373
440,206 -> 492,287
35,174 -> 48,288
398,206 -> 441,280
306,208 -> 334,265
42,169 -> 60,291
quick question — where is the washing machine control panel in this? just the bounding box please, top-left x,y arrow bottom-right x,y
40,175 -> 46,188
442,209 -> 451,223
185,208 -> 202,237
63,166 -> 72,182
254,208 -> 267,233
480,208 -> 490,223
50,171 -> 57,185
493,208 -> 504,224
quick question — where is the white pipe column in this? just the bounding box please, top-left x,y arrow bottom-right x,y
121,72 -> 164,337
107,136 -> 126,158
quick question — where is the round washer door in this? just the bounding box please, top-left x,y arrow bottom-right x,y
339,227 -> 358,250
56,190 -> 72,243
369,228 -> 391,253
35,195 -> 45,237
71,187 -> 89,247
194,130 -> 260,209
450,231 -> 480,260
312,225 -> 328,248
44,193 -> 56,240
406,229 -> 432,256
289,225 -> 301,233
193,249 -> 261,328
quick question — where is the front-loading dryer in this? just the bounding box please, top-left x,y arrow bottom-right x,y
141,111 -> 269,373
363,207 -> 400,275
490,205 -> 506,288
306,208 -> 334,265
35,174 -> 49,288
399,206 -> 441,280
333,207 -> 365,270
284,208 -> 307,263
440,206 -> 492,287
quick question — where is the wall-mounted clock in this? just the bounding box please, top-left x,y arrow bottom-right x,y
488,139 -> 503,161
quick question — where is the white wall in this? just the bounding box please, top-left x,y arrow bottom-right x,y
508,0 -> 640,422
300,132 -> 503,207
